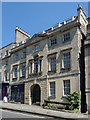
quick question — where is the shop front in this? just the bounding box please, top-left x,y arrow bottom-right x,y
0,82 -> 9,101
11,84 -> 24,103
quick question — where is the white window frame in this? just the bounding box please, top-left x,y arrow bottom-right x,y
21,66 -> 25,77
62,52 -> 71,69
13,67 -> 17,78
63,32 -> 70,42
5,50 -> 8,56
63,80 -> 70,96
49,56 -> 56,72
34,56 -> 38,74
49,82 -> 55,97
30,62 -> 32,74
50,38 -> 57,46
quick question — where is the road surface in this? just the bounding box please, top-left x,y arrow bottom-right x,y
0,109 -> 66,120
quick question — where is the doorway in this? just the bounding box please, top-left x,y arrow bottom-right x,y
31,84 -> 41,105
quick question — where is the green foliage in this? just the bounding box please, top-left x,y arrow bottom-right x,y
47,104 -> 56,109
65,91 -> 81,111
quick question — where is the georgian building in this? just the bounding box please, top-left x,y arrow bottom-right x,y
85,17 -> 90,113
0,43 -> 15,100
1,4 -> 88,108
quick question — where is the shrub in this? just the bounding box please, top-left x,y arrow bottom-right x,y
65,91 -> 81,111
48,104 -> 56,109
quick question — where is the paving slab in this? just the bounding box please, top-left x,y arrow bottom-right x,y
0,101 -> 89,120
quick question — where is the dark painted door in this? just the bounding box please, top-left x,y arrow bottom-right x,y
31,85 -> 40,104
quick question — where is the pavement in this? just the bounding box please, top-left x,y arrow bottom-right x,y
0,101 -> 89,120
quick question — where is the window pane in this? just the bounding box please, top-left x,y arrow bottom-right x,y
50,39 -> 56,46
50,82 -> 55,96
63,80 -> 70,95
22,66 -> 25,76
34,45 -> 39,51
34,56 -> 38,73
21,51 -> 26,58
14,54 -> 18,61
63,52 -> 70,68
14,68 -> 17,78
63,33 -> 70,41
50,57 -> 56,71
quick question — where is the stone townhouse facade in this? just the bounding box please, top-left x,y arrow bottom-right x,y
0,4 -> 88,108
85,17 -> 90,113
0,43 -> 15,100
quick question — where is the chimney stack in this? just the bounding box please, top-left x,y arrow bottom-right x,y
15,26 -> 30,45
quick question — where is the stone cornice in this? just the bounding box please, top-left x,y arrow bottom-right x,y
10,20 -> 81,54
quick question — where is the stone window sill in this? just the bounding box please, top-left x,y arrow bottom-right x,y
20,76 -> 25,79
61,67 -> 70,70
48,70 -> 56,74
29,72 -> 42,77
48,96 -> 56,100
12,78 -> 17,81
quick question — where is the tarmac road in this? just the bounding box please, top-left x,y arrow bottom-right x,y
0,109 -> 66,120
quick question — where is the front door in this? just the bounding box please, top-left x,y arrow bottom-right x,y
31,84 -> 41,105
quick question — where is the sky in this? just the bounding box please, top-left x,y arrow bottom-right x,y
2,2 -> 88,47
